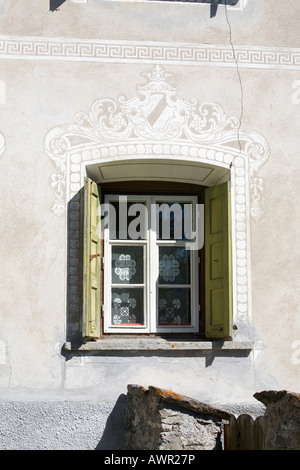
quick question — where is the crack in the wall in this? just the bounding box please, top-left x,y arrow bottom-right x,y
224,3 -> 270,221
224,2 -> 244,162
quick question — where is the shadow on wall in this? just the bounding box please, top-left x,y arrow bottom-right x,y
66,188 -> 84,342
49,1 -> 239,17
199,0 -> 239,18
96,394 -> 128,450
50,0 -> 67,12
156,0 -> 239,18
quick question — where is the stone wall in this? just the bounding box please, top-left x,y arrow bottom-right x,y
126,385 -> 300,450
254,390 -> 300,450
125,384 -> 233,450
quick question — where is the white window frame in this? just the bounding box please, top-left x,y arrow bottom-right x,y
103,194 -> 199,334
106,0 -> 249,11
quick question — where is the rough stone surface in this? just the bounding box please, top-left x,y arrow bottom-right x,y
254,390 -> 300,450
159,406 -> 223,451
0,399 -> 127,450
125,384 -> 233,450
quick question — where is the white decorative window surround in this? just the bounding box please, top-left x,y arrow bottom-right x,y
44,64 -> 270,335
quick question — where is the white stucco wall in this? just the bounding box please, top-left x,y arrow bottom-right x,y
0,0 -> 299,448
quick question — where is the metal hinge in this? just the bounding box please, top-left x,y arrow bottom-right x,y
90,255 -> 104,270
90,253 -> 101,261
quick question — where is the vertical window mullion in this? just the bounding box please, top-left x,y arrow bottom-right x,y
149,196 -> 158,333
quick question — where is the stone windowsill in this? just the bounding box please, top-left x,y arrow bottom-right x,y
64,338 -> 254,352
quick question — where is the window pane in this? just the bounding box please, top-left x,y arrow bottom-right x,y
158,288 -> 191,326
111,288 -> 144,326
159,246 -> 190,285
112,245 -> 144,284
110,200 -> 147,240
157,202 -> 193,241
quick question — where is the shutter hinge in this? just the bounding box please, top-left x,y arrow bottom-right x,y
90,253 -> 101,261
101,305 -> 104,318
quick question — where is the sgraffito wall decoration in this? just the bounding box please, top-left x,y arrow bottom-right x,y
0,36 -> 299,70
44,65 -> 270,332
0,132 -> 5,157
45,64 -> 270,220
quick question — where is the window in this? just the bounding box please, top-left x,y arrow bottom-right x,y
82,178 -> 232,340
104,194 -> 199,334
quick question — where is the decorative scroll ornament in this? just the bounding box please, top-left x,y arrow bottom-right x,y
45,64 -> 270,219
50,172 -> 65,216
0,131 -> 5,157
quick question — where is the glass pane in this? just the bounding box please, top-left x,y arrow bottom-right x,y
112,245 -> 144,284
111,288 -> 144,326
110,200 -> 147,240
158,288 -> 191,326
157,202 -> 193,240
159,246 -> 190,285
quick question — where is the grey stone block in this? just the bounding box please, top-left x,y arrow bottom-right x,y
125,384 -> 233,450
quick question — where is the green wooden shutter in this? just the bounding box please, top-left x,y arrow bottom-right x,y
204,181 -> 232,339
83,177 -> 101,338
